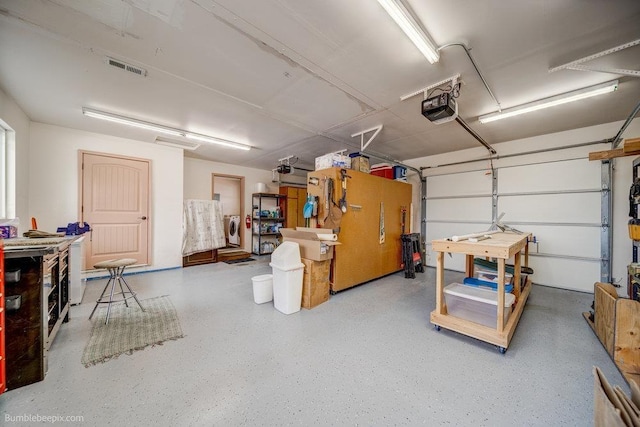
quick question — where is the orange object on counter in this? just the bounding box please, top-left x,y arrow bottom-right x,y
31,217 -> 37,230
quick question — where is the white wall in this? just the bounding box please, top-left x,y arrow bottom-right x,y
184,156 -> 275,253
29,123 -> 184,270
0,87 -> 30,231
405,118 -> 640,294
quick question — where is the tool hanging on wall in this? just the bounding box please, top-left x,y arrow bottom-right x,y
323,177 -> 329,211
323,177 -> 343,231
401,206 -> 407,234
379,202 -> 385,244
629,177 -> 640,217
339,168 -> 351,213
303,195 -> 314,227
322,178 -> 331,225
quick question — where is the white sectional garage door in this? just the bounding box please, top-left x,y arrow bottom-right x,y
425,156 -> 602,292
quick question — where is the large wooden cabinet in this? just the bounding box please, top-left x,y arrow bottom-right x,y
279,186 -> 307,228
307,168 -> 412,292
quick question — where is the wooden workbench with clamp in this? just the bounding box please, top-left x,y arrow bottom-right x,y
430,231 -> 532,353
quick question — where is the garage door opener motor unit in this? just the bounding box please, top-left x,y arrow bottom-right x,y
422,92 -> 458,124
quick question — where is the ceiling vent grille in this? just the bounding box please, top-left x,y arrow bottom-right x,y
154,138 -> 200,151
105,57 -> 147,77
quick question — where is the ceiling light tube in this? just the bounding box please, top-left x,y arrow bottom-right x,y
478,80 -> 619,124
82,107 -> 185,137
83,107 -> 251,150
185,133 -> 251,151
376,0 -> 439,64
155,137 -> 201,151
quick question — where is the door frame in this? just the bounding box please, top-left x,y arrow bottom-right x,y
78,150 -> 152,269
211,173 -> 245,248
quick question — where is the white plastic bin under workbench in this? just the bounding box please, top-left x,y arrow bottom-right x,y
269,241 -> 305,314
444,283 -> 515,328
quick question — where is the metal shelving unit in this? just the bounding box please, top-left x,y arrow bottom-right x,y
252,193 -> 286,255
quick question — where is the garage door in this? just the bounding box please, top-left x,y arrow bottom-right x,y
425,156 -> 602,292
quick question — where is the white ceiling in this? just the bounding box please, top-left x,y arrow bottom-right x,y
0,0 -> 639,172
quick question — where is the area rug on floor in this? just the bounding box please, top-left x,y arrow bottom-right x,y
81,295 -> 184,367
224,257 -> 255,264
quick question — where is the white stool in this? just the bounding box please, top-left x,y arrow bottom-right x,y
89,258 -> 145,324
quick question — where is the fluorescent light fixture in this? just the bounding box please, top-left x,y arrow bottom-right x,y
82,107 -> 251,151
376,0 -> 439,64
155,137 -> 201,151
82,107 -> 184,137
478,80 -> 619,124
185,133 -> 251,151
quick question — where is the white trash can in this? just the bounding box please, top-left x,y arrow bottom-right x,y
269,242 -> 305,314
251,274 -> 273,304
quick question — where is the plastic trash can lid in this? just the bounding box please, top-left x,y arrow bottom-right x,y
269,241 -> 304,271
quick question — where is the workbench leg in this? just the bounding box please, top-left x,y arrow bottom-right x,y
497,258 -> 505,333
465,254 -> 474,278
513,251 -> 521,299
436,251 -> 445,315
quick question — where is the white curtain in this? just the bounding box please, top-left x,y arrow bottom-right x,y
182,199 -> 226,256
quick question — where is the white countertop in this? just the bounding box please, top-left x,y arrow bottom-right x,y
3,235 -> 82,248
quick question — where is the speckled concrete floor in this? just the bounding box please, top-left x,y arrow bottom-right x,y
0,258 -> 627,426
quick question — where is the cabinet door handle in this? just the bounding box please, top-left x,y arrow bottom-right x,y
139,216 -> 147,220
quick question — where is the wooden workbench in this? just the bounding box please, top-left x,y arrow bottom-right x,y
430,231 -> 532,352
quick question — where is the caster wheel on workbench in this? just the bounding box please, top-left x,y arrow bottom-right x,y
434,325 -> 441,331
498,346 -> 507,354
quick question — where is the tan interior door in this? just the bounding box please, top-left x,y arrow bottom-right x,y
81,152 -> 150,269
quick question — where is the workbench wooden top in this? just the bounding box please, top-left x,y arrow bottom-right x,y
431,231 -> 531,259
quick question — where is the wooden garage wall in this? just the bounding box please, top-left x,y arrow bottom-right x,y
424,146 -> 603,293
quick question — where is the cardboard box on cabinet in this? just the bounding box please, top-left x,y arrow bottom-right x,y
350,155 -> 370,173
315,153 -> 351,170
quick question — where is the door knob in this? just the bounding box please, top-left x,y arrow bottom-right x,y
139,216 -> 147,220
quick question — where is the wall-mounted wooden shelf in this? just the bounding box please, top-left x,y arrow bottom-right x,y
589,137 -> 640,161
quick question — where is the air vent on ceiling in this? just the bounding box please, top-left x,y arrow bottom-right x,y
105,57 -> 147,77
155,138 -> 200,151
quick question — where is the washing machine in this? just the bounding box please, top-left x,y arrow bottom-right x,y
228,215 -> 241,245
